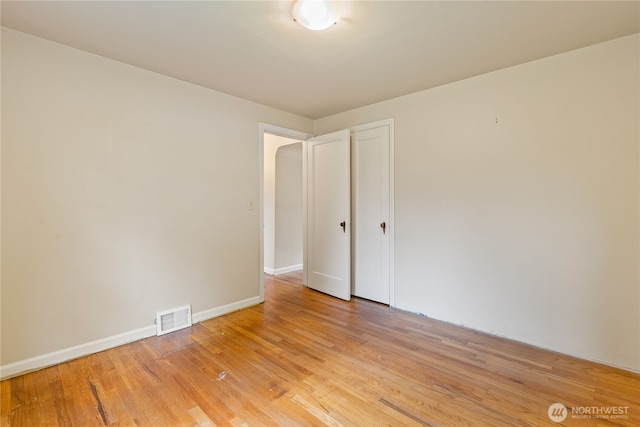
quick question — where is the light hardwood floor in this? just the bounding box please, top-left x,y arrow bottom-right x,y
2,272 -> 639,426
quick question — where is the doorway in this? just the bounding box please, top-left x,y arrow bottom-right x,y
258,120 -> 394,306
259,124 -> 312,302
263,134 -> 304,276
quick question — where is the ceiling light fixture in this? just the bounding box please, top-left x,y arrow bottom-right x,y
292,0 -> 341,31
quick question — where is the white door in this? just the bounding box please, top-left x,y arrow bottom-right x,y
352,125 -> 391,303
306,129 -> 351,301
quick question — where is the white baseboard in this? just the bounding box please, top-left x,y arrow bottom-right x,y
191,296 -> 261,324
0,296 -> 262,380
394,304 -> 640,374
0,325 -> 156,380
274,264 -> 303,275
264,265 -> 302,276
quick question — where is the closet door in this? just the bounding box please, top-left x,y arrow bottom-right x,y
352,125 -> 390,304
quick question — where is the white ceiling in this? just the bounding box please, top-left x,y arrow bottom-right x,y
2,1 -> 639,119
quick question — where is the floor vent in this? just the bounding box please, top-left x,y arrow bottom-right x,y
156,305 -> 192,336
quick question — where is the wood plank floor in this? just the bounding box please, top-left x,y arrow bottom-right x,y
2,271 -> 639,426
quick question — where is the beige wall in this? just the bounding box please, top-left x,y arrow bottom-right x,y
315,34 -> 640,371
1,28 -> 313,372
275,142 -> 303,271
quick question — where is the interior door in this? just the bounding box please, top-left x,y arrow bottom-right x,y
306,129 -> 351,301
352,125 -> 390,303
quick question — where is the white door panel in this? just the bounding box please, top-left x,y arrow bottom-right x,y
352,126 -> 390,303
307,129 -> 351,301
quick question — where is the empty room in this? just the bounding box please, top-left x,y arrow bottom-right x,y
1,1 -> 639,426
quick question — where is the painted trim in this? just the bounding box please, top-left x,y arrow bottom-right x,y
264,264 -> 303,276
191,296 -> 262,324
302,137 -> 308,287
394,304 -> 640,374
0,296 -> 262,380
274,264 -> 304,276
0,325 -> 156,380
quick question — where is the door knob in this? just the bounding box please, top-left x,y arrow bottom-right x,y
380,222 -> 386,234
340,221 -> 346,232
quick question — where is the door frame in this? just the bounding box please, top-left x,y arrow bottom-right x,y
259,123 -> 313,302
350,118 -> 395,307
258,119 -> 395,307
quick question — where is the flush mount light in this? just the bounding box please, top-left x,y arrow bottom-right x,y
292,0 -> 341,31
